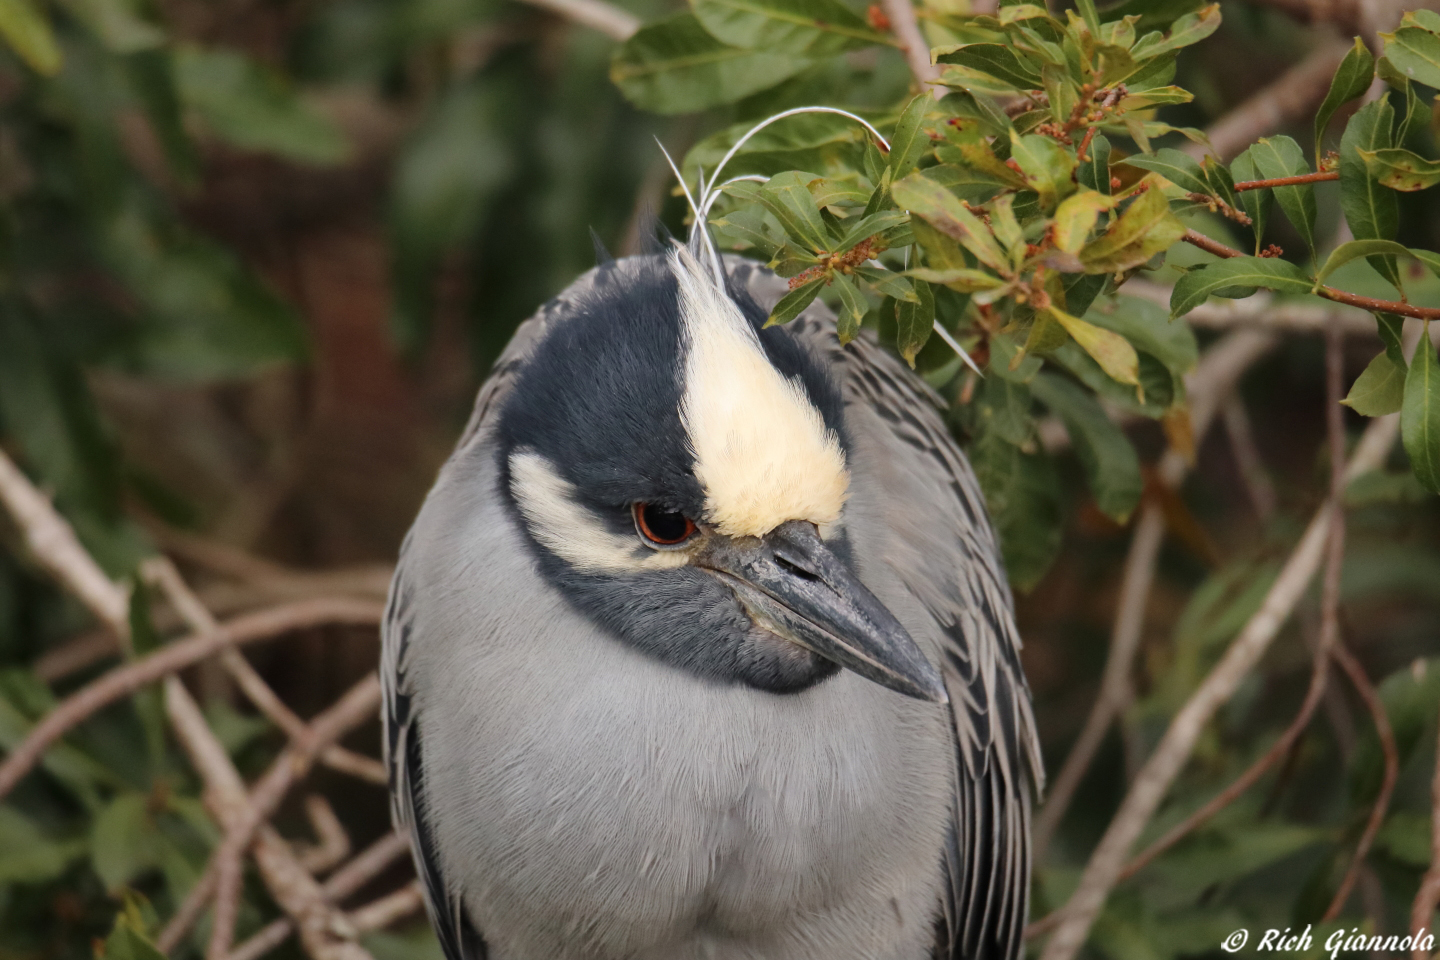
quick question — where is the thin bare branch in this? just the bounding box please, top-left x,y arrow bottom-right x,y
1115,318 -> 1350,880
1032,328 -> 1279,857
1036,411 -> 1401,960
207,676 -> 383,960
166,682 -> 373,960
1122,281 -> 1379,337
1222,395 -> 1278,522
881,0 -> 943,99
348,881 -> 425,934
1234,171 -> 1339,191
229,833 -> 412,960
0,597 -> 383,800
1325,642 -> 1400,922
516,0 -> 639,40
1182,230 -> 1440,321
297,796 -> 353,874
0,450 -> 129,638
1412,700 -> 1440,960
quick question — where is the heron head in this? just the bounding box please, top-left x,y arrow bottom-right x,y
495,249 -> 945,703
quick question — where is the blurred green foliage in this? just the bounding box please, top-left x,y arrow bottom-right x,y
0,0 -> 1438,957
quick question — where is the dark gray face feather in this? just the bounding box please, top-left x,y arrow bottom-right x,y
493,255 -> 856,695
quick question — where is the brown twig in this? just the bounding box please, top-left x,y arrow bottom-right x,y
165,682 -> 373,960
1233,171 -> 1340,191
0,597 -> 383,800
1412,701 -> 1440,960
1115,316 -> 1350,882
348,881 -> 425,933
881,0 -> 943,99
1324,641 -> 1400,922
1181,230 -> 1440,321
207,676 -> 383,960
1222,395 -> 1278,522
1035,411 -> 1402,960
1186,192 -> 1253,225
515,0 -> 639,40
229,833 -> 412,960
296,795 -> 353,874
0,451 -> 129,638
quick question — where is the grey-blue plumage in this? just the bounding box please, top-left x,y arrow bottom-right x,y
381,253 -> 1043,960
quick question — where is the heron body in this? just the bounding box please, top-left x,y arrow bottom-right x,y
382,251 -> 1042,960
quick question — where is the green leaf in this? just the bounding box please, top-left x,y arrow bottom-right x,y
1087,294 -> 1198,373
0,807 -> 85,884
832,274 -> 867,343
1316,37 -> 1376,149
1358,146 -> 1440,191
1031,371 -> 1143,521
610,13 -> 809,114
1314,239 -> 1413,287
174,46 -> 350,165
1009,131 -> 1076,210
1078,179 -> 1186,274
891,172 -> 1010,274
1340,99 -> 1402,290
935,43 -> 1043,88
1127,2 -> 1219,58
887,95 -> 932,181
907,267 -> 1005,292
1402,322 -> 1440,492
1050,190 -> 1121,268
123,52 -> 198,183
895,279 -> 936,364
93,793 -> 158,892
97,904 -> 167,960
1249,136 -> 1316,255
1170,256 -> 1314,316
1077,133 -> 1112,195
1376,312 -> 1407,366
1229,147 -> 1272,253
0,0 -> 61,74
854,264 -> 917,301
1122,147 -> 1211,196
1342,350 -> 1407,416
969,427 -> 1062,590
1047,305 -> 1139,387
686,110 -> 875,186
757,170 -> 832,253
61,0 -> 165,52
766,276 -> 824,326
1382,11 -> 1440,90
973,375 -> 1033,446
691,0 -> 888,55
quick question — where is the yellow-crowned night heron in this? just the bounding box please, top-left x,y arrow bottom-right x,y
381,228 -> 1042,960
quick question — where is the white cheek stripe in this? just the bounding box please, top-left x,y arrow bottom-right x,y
509,450 -> 688,574
671,246 -> 850,539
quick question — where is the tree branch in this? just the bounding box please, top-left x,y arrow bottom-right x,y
0,597 -> 382,800
1032,328 -> 1279,860
348,881 -> 425,934
1114,317 -> 1349,882
881,0 -> 943,99
1234,171 -> 1339,191
1035,411 -> 1402,960
515,0 -> 639,40
1324,641 -> 1400,921
1182,229 -> 1440,321
228,833 -> 412,960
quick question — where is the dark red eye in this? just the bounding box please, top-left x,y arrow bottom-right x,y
633,503 -> 697,546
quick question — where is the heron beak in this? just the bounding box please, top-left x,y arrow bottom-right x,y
696,520 -> 948,703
